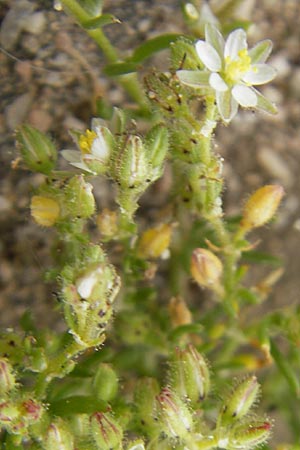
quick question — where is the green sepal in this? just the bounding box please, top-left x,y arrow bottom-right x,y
49,395 -> 106,416
16,124 -> 57,175
81,13 -> 120,29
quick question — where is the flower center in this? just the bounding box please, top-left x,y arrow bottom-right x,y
223,49 -> 252,84
79,130 -> 97,155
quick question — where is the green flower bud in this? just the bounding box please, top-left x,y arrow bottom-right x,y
0,401 -> 19,424
44,418 -> 74,450
0,358 -> 16,396
16,124 -> 57,174
170,37 -> 202,71
229,420 -> 272,448
64,175 -> 95,219
21,398 -> 43,424
169,344 -> 210,405
134,378 -> 160,436
90,412 -> 123,450
93,363 -> 118,402
218,376 -> 260,426
114,135 -> 149,190
155,387 -> 193,440
144,124 -> 168,181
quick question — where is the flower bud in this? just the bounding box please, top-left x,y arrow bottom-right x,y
168,296 -> 192,328
218,376 -> 260,426
144,124 -> 168,180
92,364 -> 118,402
169,345 -> 210,405
0,401 -> 19,424
190,248 -> 223,288
30,195 -> 60,227
229,420 -> 272,448
134,378 -> 160,436
137,223 -> 172,259
155,387 -> 193,440
114,135 -> 149,189
21,399 -> 43,424
44,418 -> 74,450
64,175 -> 95,219
90,412 -> 123,450
16,125 -> 57,174
241,185 -> 284,231
0,358 -> 16,396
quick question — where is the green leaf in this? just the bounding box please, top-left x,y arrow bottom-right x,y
238,287 -> 259,305
103,61 -> 138,76
131,34 -> 183,63
241,250 -> 282,266
82,14 -> 120,30
270,339 -> 300,397
168,323 -> 203,342
254,88 -> 277,115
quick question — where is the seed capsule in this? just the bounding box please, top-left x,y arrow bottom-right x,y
30,196 -> 60,227
190,248 -> 223,288
218,376 -> 260,426
241,185 -> 284,231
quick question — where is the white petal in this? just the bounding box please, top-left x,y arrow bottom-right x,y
216,90 -> 238,122
205,23 -> 224,58
70,162 -> 94,173
195,40 -> 222,71
92,127 -> 110,160
209,72 -> 228,92
224,29 -> 247,60
249,39 -> 273,63
242,64 -> 276,85
76,270 -> 99,299
232,84 -> 257,107
176,70 -> 210,87
61,149 -> 81,163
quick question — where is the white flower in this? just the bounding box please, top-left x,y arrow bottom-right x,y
177,24 -> 277,122
61,120 -> 114,174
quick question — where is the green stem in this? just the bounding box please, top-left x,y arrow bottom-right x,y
59,0 -> 149,111
34,339 -> 85,399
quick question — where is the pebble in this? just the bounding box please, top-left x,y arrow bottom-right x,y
28,108 -> 53,132
256,147 -> 293,187
5,92 -> 34,130
290,68 -> 300,98
0,0 -> 35,50
0,195 -> 12,213
269,52 -> 291,79
22,11 -> 46,35
15,60 -> 32,84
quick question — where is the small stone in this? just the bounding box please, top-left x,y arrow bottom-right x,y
22,12 -> 46,35
0,1 -> 35,50
28,109 -> 53,133
0,196 -> 12,213
5,93 -> 34,130
15,60 -> 32,84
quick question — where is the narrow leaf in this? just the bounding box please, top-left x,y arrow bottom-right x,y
131,34 -> 183,63
270,339 -> 300,397
103,62 -> 138,76
82,14 -> 120,30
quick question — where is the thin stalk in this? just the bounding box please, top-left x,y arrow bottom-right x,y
59,0 -> 149,112
34,339 -> 84,399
